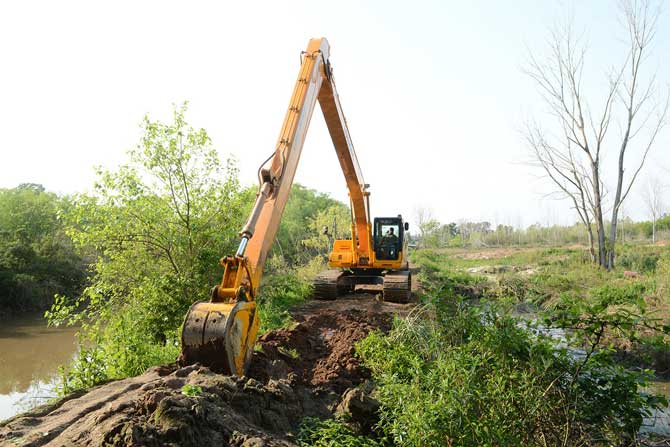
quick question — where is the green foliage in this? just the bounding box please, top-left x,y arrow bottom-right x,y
0,184 -> 86,313
358,304 -> 571,446
256,272 -> 312,334
44,104 -> 346,392
634,215 -> 670,239
356,251 -> 668,446
544,282 -> 670,435
298,417 -> 380,447
272,185 -> 349,268
616,245 -> 661,272
181,384 -> 203,397
657,252 -> 670,297
49,103 -> 246,390
300,201 -> 351,261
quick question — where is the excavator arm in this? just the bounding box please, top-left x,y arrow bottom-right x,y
180,37 -> 372,375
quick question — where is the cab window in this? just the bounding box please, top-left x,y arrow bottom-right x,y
375,220 -> 401,260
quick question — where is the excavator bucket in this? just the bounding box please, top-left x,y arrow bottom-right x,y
180,299 -> 260,376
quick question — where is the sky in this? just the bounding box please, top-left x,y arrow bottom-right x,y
0,0 -> 669,230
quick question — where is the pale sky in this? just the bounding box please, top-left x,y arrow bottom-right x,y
1,0 -> 668,229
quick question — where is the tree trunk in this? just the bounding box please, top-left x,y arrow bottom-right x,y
592,163 -> 607,268
608,199 -> 624,271
653,217 -> 656,244
586,224 -> 596,263
608,145 -> 628,270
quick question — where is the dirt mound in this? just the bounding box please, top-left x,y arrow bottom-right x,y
0,294 -> 407,447
248,308 -> 392,393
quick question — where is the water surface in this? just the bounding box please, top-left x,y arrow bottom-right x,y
0,313 -> 78,421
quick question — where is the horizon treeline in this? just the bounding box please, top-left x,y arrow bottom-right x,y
414,215 -> 670,249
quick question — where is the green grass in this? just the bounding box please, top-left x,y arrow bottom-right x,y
344,248 -> 670,446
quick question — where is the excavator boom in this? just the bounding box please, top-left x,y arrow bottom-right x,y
180,38 -> 408,376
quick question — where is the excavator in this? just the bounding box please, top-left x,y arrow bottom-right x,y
180,37 -> 411,376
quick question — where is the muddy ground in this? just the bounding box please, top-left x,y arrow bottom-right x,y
0,292 -> 413,447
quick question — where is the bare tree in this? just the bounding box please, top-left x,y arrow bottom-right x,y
642,176 -> 665,243
525,0 -> 668,270
525,123 -> 598,262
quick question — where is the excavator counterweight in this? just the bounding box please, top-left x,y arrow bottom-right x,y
180,37 -> 411,376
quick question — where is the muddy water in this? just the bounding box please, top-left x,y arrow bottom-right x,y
0,313 -> 78,421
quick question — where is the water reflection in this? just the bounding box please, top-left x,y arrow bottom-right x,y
0,313 -> 78,420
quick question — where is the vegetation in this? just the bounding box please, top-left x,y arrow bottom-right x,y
40,105 -> 345,392
3,103 -> 668,444
350,249 -> 668,446
47,104 -> 247,388
298,417 -> 381,447
272,184 -> 350,268
0,184 -> 86,315
413,217 -> 670,250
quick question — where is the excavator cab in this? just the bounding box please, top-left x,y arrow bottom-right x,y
374,217 -> 404,260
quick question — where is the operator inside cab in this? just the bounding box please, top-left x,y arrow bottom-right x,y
382,227 -> 398,244
378,224 -> 400,259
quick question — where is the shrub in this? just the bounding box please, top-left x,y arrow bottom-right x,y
356,252 -> 668,446
617,247 -> 661,273
298,417 -> 380,447
257,272 -> 312,333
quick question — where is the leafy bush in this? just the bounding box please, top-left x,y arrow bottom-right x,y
44,104 -> 351,393
257,272 -> 312,333
617,248 -> 660,273
298,417 -> 380,447
359,303 -> 569,446
356,252 -> 668,446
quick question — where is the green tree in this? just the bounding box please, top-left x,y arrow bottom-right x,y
272,184 -> 349,267
0,184 -> 85,313
49,104 -> 248,388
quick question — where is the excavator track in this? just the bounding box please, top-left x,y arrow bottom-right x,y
313,269 -> 351,300
383,270 -> 412,303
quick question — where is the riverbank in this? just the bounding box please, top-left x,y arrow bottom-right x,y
0,294 -> 411,446
3,246 -> 669,444
415,246 -> 670,439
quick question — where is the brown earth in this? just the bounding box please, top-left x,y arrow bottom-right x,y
0,293 -> 413,447
451,247 -> 533,260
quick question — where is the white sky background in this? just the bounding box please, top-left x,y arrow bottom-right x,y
0,0 -> 668,230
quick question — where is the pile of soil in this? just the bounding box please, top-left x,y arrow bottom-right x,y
248,308 -> 392,392
0,295 -> 410,447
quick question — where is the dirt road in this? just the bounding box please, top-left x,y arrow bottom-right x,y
0,293 -> 413,447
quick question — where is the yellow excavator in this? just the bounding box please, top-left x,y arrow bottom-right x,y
180,37 -> 411,376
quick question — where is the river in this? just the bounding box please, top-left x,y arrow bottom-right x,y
0,313 -> 78,421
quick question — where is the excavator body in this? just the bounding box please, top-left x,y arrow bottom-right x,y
180,37 -> 411,376
315,216 -> 412,303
